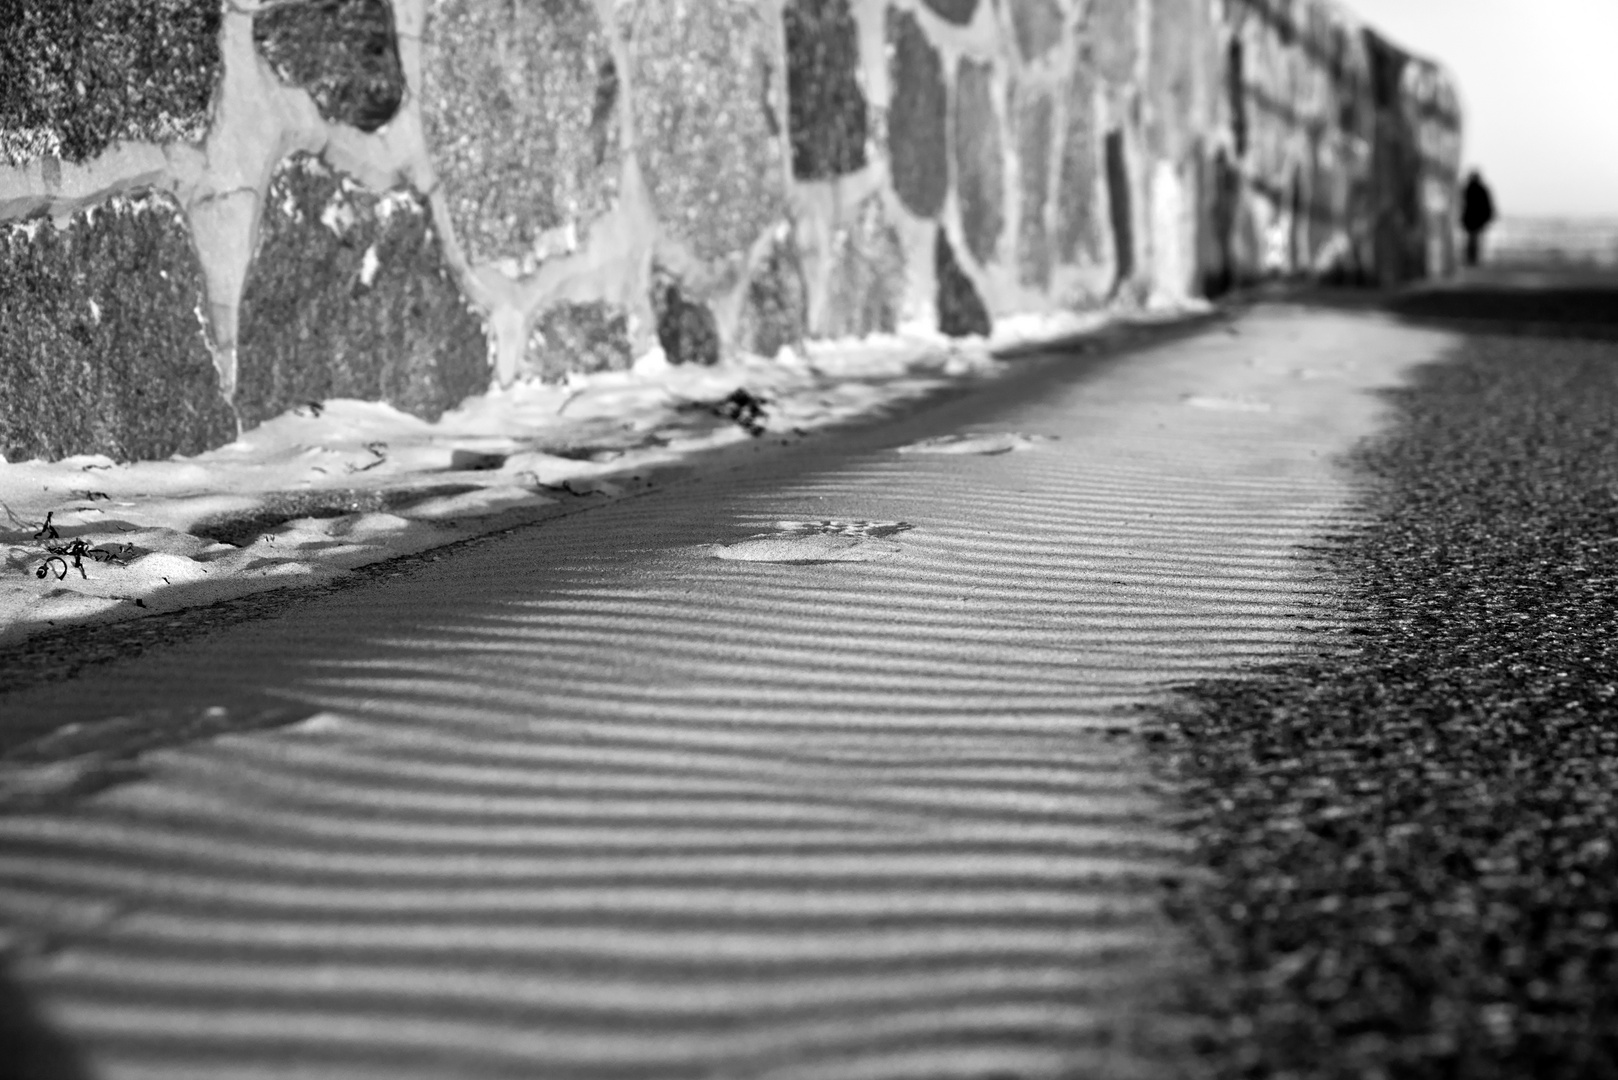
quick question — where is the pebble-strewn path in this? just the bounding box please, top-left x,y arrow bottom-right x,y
1157,318 -> 1618,1080
0,308 -> 1447,1079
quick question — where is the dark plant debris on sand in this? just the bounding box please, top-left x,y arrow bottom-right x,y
1154,332 -> 1618,1078
677,388 -> 770,437
12,511 -> 131,581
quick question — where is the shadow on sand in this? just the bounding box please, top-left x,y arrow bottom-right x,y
0,962 -> 91,1080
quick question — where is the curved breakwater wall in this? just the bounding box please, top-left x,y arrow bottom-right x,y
0,0 -> 1461,464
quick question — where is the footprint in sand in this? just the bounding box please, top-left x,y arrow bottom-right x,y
897,432 -> 1056,455
711,520 -> 913,563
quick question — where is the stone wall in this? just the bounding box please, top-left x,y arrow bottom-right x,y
1207,0 -> 1463,292
0,0 -> 1462,463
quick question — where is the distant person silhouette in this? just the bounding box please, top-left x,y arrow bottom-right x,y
1460,171 -> 1496,266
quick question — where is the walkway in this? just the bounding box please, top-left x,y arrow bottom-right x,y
0,305 -> 1454,1080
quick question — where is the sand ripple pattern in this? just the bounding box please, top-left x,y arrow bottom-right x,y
0,312 -> 1413,1080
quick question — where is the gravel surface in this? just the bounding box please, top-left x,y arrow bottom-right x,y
1390,287 -> 1618,334
1154,325 -> 1618,1078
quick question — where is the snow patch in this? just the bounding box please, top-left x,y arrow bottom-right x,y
0,309 -> 1140,646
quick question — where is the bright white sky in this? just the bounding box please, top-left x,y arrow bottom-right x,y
1346,0 -> 1618,218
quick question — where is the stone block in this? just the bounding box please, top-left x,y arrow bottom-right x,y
420,0 -> 620,268
1009,0 -> 1064,62
253,0 -> 404,133
738,228 -> 808,358
1056,65 -> 1103,264
0,194 -> 236,462
920,0 -> 978,25
526,302 -> 634,381
235,153 -> 488,430
885,8 -> 949,220
1016,89 -> 1055,288
1104,128 -> 1135,284
651,269 -> 720,367
824,194 -> 905,339
1226,37 -> 1248,158
935,228 -> 990,337
1147,0 -> 1200,155
783,0 -> 868,181
624,0 -> 786,265
954,58 -> 1005,266
0,0 -> 220,164
1084,0 -> 1139,86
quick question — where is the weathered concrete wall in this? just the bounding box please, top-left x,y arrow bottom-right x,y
0,0 -> 1462,463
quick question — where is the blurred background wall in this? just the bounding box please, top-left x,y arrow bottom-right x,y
0,0 -> 1461,464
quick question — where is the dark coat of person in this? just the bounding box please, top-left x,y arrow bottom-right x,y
1461,172 -> 1496,234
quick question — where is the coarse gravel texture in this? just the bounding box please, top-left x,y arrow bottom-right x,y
1009,0 -> 1064,62
822,192 -> 905,339
623,0 -> 786,266
235,153 -> 489,428
935,227 -> 991,338
1154,325 -> 1618,1079
885,7 -> 949,221
650,268 -> 721,366
737,228 -> 809,360
525,301 -> 634,381
1056,59 -> 1103,266
1084,0 -> 1141,87
0,192 -> 238,462
1016,88 -> 1055,289
252,0 -> 404,133
919,0 -> 979,25
1390,287 -> 1618,336
418,0 -> 619,268
954,56 -> 1005,267
0,0 -> 220,164
781,0 -> 867,181
1104,129 -> 1134,286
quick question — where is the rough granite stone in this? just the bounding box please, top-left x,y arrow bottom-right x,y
0,194 -> 236,463
235,154 -> 489,430
919,0 -> 979,25
824,194 -> 905,339
1226,37 -> 1248,158
1009,0 -> 1064,62
253,0 -> 404,133
1104,128 -> 1135,285
0,0 -> 220,165
783,0 -> 868,181
1056,64 -> 1103,264
886,8 -> 949,220
954,58 -> 1005,266
1084,0 -> 1139,86
526,302 -> 633,382
1017,89 -> 1055,288
420,0 -> 620,268
1147,0 -> 1199,156
935,228 -> 991,337
624,0 -> 786,265
738,229 -> 808,358
651,269 -> 720,367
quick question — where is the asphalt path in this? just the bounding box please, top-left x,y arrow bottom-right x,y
1157,281 -> 1618,1078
